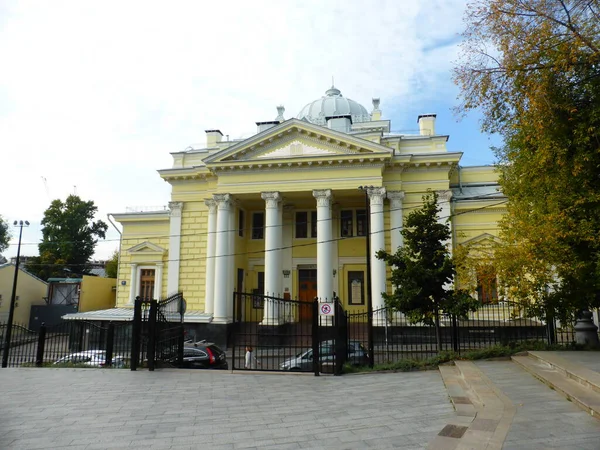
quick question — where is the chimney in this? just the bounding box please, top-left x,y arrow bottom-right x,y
417,114 -> 436,136
326,115 -> 352,133
371,98 -> 382,121
256,121 -> 279,133
205,129 -> 223,147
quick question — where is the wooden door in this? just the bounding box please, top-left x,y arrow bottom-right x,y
298,269 -> 317,320
139,269 -> 155,300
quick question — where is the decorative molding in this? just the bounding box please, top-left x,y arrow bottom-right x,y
204,198 -> 217,214
261,191 -> 282,209
313,189 -> 333,207
127,241 -> 167,254
168,201 -> 183,217
367,187 -> 387,206
436,190 -> 453,202
213,193 -> 232,210
387,191 -> 405,207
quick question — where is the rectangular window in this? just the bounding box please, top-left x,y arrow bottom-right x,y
295,212 -> 308,238
477,269 -> 498,304
251,212 -> 264,239
311,211 -> 318,238
139,269 -> 156,300
348,271 -> 365,305
356,209 -> 367,236
341,210 -> 353,237
238,210 -> 245,237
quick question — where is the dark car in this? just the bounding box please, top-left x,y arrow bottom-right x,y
279,340 -> 369,371
177,342 -> 228,369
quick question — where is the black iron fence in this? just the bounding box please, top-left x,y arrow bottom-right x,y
348,301 -> 576,364
230,292 -> 347,375
0,320 -> 133,368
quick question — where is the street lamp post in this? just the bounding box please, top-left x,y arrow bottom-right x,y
358,187 -> 375,368
2,220 -> 29,368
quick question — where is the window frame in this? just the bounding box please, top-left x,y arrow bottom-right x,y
251,212 -> 265,240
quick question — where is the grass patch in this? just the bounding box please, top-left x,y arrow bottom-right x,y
343,341 -> 575,374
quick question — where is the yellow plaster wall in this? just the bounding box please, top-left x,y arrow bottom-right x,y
0,266 -> 47,326
79,275 -> 116,312
116,220 -> 170,307
178,201 -> 208,312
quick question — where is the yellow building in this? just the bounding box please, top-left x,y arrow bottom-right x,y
105,86 -> 506,340
0,263 -> 48,326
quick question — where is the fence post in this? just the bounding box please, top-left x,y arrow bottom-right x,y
131,297 -> 142,371
452,314 -> 459,353
35,323 -> 47,367
105,322 -> 115,368
177,323 -> 184,367
312,299 -> 320,377
147,300 -> 157,371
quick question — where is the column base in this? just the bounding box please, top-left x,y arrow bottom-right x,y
260,318 -> 285,326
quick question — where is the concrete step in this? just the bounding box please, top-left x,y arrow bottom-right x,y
528,351 -> 600,395
512,354 -> 600,419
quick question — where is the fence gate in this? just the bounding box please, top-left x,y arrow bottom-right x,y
230,292 -> 347,375
130,293 -> 185,371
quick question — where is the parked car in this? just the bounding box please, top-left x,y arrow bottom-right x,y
175,342 -> 228,369
53,350 -> 125,368
279,340 -> 369,371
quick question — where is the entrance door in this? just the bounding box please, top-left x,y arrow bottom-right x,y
298,269 -> 317,320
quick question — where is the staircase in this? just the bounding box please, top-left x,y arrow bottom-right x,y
512,351 -> 600,419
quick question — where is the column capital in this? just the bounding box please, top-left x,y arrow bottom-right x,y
261,191 -> 282,209
204,198 -> 217,214
213,193 -> 232,210
155,262 -> 164,268
169,201 -> 183,217
436,190 -> 452,203
367,187 -> 386,206
387,190 -> 405,202
312,189 -> 333,207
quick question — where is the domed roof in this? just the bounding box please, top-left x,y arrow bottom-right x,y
296,85 -> 370,126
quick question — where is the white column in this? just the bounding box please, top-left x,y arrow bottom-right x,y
129,263 -> 138,304
387,191 -> 405,254
227,203 -> 236,321
261,192 -> 282,325
213,194 -> 231,324
368,187 -> 387,320
437,190 -> 453,255
313,189 -> 333,302
154,263 -> 163,300
167,201 -> 183,294
204,199 -> 217,315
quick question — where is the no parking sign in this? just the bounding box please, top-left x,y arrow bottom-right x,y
319,302 -> 335,316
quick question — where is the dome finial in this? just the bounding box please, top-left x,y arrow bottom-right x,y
325,78 -> 341,97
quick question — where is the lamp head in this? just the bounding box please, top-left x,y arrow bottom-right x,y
25,221 -> 30,226
13,221 -> 17,226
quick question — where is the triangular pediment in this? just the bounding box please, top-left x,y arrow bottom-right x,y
204,118 -> 392,165
127,241 -> 166,254
461,233 -> 502,247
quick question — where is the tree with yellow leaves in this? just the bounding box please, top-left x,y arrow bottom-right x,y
455,0 -> 600,322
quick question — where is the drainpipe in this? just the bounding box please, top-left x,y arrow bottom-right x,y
107,214 -> 122,300
458,165 -> 464,195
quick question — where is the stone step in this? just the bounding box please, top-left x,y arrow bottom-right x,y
527,351 -> 600,395
512,354 -> 600,419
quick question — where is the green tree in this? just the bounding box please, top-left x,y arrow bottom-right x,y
105,250 -> 119,278
454,0 -> 600,319
376,192 -> 478,349
0,215 -> 10,254
26,195 -> 108,280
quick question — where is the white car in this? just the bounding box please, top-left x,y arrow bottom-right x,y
53,350 -> 125,368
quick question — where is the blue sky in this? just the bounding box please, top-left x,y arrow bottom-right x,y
0,0 -> 501,259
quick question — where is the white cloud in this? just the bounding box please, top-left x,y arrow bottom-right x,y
0,0 -> 475,259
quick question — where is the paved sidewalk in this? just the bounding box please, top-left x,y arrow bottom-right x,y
0,368 -> 455,450
475,360 -> 600,449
